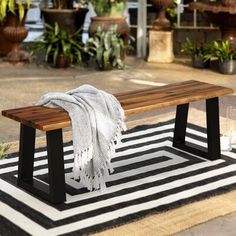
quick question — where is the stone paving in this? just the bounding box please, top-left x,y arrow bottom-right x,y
1,56 -> 236,235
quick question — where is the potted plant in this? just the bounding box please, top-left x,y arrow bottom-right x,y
0,0 -> 31,62
181,38 -> 210,69
41,0 -> 88,35
32,23 -> 85,68
88,0 -> 130,43
204,40 -> 236,75
85,25 -> 133,70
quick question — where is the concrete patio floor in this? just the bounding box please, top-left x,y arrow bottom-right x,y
1,56 -> 236,235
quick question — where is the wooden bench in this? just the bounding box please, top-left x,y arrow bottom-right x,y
2,80 -> 234,204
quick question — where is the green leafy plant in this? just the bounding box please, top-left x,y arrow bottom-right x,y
85,25 -> 133,70
0,143 -> 10,160
32,22 -> 85,67
203,40 -> 236,63
89,0 -> 126,16
0,0 -> 31,22
181,38 -> 210,57
166,0 -> 177,26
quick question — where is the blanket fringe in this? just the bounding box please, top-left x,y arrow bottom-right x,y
73,119 -> 126,191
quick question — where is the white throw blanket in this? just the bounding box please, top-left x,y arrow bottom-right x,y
37,85 -> 126,191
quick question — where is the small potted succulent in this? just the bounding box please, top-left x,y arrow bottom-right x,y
85,25 -> 133,70
32,23 -> 85,68
204,40 -> 236,75
181,38 -> 210,68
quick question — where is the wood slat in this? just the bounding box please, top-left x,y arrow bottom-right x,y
2,80 -> 234,131
2,107 -> 70,131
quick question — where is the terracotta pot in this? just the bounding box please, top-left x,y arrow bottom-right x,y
55,54 -> 71,68
149,0 -> 174,31
41,8 -> 88,35
0,26 -> 14,56
89,16 -> 130,43
2,9 -> 29,63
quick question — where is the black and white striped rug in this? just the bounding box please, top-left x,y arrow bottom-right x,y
1,120 -> 236,236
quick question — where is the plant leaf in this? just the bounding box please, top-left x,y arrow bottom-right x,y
53,47 -> 59,65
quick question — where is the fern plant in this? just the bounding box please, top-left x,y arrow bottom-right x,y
85,25 -> 133,70
32,23 -> 85,67
0,143 -> 10,160
0,0 -> 31,22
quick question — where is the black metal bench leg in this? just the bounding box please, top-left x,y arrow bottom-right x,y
17,125 -> 66,204
18,124 -> 36,184
173,103 -> 189,145
47,129 -> 66,203
206,97 -> 221,160
173,98 -> 221,160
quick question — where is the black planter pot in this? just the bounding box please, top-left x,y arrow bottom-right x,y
41,8 -> 88,35
192,55 -> 210,69
218,60 -> 236,75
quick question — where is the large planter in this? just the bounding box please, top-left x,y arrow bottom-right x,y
2,9 -> 29,63
219,60 -> 236,74
41,8 -> 88,35
89,16 -> 130,42
149,0 -> 174,31
0,26 -> 14,56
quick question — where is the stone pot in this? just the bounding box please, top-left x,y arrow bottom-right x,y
218,60 -> 236,74
89,16 -> 130,43
192,55 -> 210,69
149,0 -> 174,31
41,8 -> 88,35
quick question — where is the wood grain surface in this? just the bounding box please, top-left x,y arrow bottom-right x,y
2,80 -> 233,131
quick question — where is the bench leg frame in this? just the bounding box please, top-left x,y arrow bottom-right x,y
17,124 -> 66,204
173,97 -> 221,160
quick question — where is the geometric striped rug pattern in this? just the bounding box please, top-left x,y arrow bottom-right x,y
1,120 -> 236,236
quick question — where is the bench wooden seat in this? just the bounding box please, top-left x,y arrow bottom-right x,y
2,80 -> 233,131
2,80 -> 234,204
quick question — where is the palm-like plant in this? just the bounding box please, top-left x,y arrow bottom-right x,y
33,23 -> 85,67
203,40 -> 236,62
0,0 -> 31,22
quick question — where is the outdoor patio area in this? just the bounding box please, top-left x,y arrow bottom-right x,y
1,55 -> 236,235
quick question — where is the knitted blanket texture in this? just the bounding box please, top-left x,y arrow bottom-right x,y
37,85 -> 126,191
